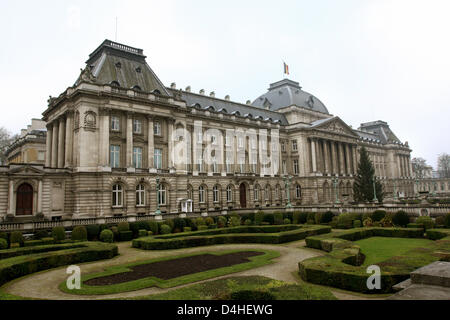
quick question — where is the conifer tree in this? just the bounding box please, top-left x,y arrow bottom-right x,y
353,146 -> 383,203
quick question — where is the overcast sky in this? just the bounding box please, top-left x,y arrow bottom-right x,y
0,0 -> 448,169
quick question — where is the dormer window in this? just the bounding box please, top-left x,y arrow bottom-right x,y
132,85 -> 142,91
110,81 -> 120,87
135,67 -> 142,73
115,62 -> 121,68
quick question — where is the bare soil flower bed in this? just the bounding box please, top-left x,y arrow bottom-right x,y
84,251 -> 263,286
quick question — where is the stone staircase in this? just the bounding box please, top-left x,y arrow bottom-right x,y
389,261 -> 450,300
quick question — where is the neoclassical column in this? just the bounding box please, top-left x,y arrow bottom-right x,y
317,139 -> 324,173
51,121 -> 59,168
64,112 -> 73,168
310,138 -> 317,173
37,180 -> 43,214
323,140 -> 330,175
345,143 -> 352,175
330,141 -> 338,175
98,108 -> 110,167
167,119 -> 175,169
397,154 -> 402,178
352,145 -> 358,175
147,116 -> 154,170
57,117 -> 65,168
45,124 -> 52,167
338,142 -> 345,175
126,113 -> 133,168
7,180 -> 14,214
408,156 -> 413,178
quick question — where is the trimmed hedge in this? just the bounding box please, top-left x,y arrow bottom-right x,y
10,232 -> 24,246
0,239 -> 7,250
52,227 -> 66,241
99,229 -> 114,243
299,227 -> 449,293
426,228 -> 450,240
0,242 -> 118,287
119,231 -> 133,241
132,225 -> 331,250
23,237 -> 55,247
72,226 -> 88,241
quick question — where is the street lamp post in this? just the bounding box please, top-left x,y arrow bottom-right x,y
283,175 -> 293,209
372,176 -> 378,203
332,176 -> 340,204
155,177 -> 161,215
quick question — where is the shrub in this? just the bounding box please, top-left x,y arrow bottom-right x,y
160,224 -> 172,235
435,216 -> 445,226
86,225 -> 101,241
444,213 -> 450,228
173,218 -> 187,232
110,227 -> 120,241
10,232 -> 24,246
363,218 -> 373,227
217,216 -> 227,228
321,211 -> 334,224
254,211 -> 264,225
148,221 -> 159,234
298,212 -> 308,224
0,238 -> 8,249
284,218 -> 291,225
407,223 -> 423,229
208,224 -> 218,229
293,212 -> 301,224
415,216 -> 434,230
306,219 -> 315,225
34,230 -> 49,240
165,219 -> 175,231
147,231 -> 153,236
372,210 -> 386,222
353,220 -> 362,228
52,227 -> 66,241
117,222 -> 130,233
244,219 -> 252,226
274,212 -> 284,225
392,211 -> 410,227
197,225 -> 208,231
230,290 -> 274,300
119,231 -> 133,241
99,229 -> 114,243
138,229 -> 148,237
314,213 -> 323,225
263,214 -> 274,225
307,212 -> 316,222
71,226 -> 88,241
205,217 -> 214,226
373,221 -> 381,227
230,216 -> 242,227
184,227 -> 192,232
195,217 -> 205,226
380,215 -> 393,228
129,222 -> 140,237
336,213 -> 353,229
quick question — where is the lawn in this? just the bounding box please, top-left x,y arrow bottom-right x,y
129,276 -> 337,300
354,237 -> 434,266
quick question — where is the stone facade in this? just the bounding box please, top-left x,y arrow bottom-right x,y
0,39 -> 440,222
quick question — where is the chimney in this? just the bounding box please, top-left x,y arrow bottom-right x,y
210,91 -> 215,98
170,82 -> 176,89
225,95 -> 230,101
199,89 -> 205,95
185,86 -> 191,92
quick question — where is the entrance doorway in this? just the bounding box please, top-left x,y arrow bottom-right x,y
16,183 -> 33,215
239,183 -> 247,208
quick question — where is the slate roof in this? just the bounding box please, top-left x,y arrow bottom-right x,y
167,89 -> 289,125
251,79 -> 329,114
84,40 -> 169,95
357,120 -> 402,144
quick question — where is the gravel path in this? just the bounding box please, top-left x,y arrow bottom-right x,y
2,241 -> 384,300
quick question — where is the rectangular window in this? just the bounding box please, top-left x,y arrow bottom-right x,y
133,147 -> 143,168
281,142 -> 286,152
136,185 -> 145,206
292,140 -> 298,151
293,159 -> 299,174
154,121 -> 161,135
133,119 -> 142,134
110,145 -> 120,168
111,116 -> 120,131
38,151 -> 45,161
154,148 -> 162,169
282,160 -> 287,174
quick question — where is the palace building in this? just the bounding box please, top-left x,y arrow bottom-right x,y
0,40 -> 418,222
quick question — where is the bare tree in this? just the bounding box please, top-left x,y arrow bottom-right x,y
437,153 -> 450,178
0,127 -> 18,165
411,157 -> 429,178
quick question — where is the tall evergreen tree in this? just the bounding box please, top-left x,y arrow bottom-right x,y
353,146 -> 384,203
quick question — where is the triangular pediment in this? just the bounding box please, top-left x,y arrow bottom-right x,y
311,117 -> 359,137
9,165 -> 45,175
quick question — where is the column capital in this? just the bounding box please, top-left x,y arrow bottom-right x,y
99,106 -> 111,116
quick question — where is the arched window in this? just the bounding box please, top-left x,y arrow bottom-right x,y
112,184 -> 123,207
132,85 -> 142,91
265,185 -> 270,201
136,184 -> 145,206
199,185 -> 205,203
275,185 -> 280,200
226,185 -> 233,202
158,184 -> 166,205
213,185 -> 219,203
296,185 -> 302,199
110,81 -> 120,87
254,185 -> 259,201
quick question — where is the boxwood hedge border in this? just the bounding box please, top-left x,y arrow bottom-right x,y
299,227 -> 450,293
132,225 -> 331,250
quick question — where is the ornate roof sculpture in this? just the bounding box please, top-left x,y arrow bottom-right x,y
251,79 -> 329,114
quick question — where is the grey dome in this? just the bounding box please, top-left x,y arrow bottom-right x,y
252,79 -> 329,114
